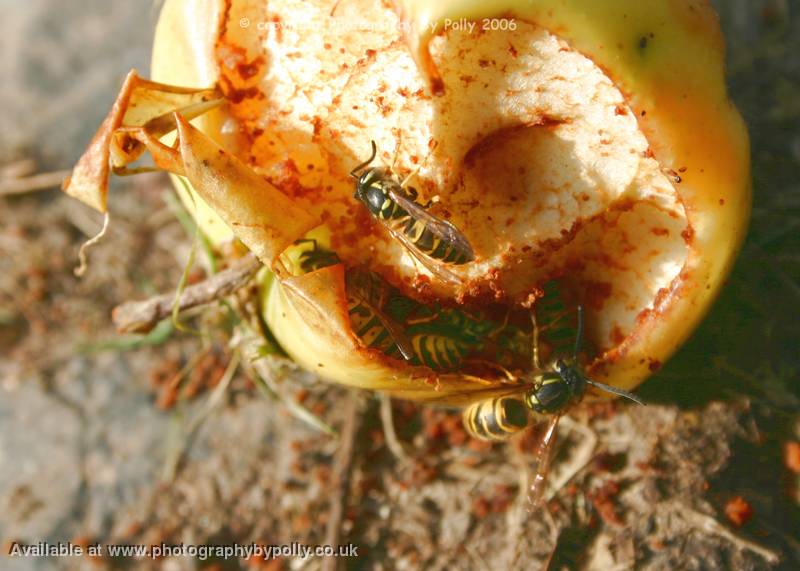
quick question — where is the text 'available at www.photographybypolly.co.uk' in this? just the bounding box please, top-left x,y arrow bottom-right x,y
6,541 -> 359,561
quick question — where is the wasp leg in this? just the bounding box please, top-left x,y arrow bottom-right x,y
399,140 -> 438,189
530,310 -> 543,371
531,304 -> 581,368
293,237 -> 318,254
462,358 -> 517,382
404,311 -> 439,326
391,131 -> 403,173
534,308 -> 574,336
399,165 -> 422,189
488,308 -> 511,338
421,195 -> 441,208
457,374 -> 493,386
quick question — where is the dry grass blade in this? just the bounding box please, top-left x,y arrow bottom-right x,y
250,357 -> 337,436
74,212 -> 110,277
162,352 -> 240,482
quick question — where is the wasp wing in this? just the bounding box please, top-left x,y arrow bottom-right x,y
528,414 -> 561,510
346,268 -> 416,361
371,305 -> 417,362
387,186 -> 475,263
353,294 -> 416,362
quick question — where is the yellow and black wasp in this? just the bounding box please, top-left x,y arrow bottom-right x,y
293,238 -> 342,274
462,285 -> 644,505
351,140 -> 475,283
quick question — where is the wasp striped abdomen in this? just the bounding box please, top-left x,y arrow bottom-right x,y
463,397 -> 530,441
403,217 -> 472,264
411,333 -> 471,370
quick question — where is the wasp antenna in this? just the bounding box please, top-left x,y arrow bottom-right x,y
350,140 -> 378,178
530,311 -> 542,370
392,132 -> 403,172
585,379 -> 646,406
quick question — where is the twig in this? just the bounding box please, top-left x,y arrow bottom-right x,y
672,502 -> 781,565
0,159 -> 36,180
322,391 -> 361,571
0,169 -> 71,196
111,254 -> 261,333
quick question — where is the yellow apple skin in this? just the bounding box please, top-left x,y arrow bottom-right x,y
151,0 -> 750,400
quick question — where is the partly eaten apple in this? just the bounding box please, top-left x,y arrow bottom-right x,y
63,0 -> 750,408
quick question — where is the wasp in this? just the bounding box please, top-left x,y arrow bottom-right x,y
293,238 -> 342,274
351,140 -> 475,283
462,296 -> 644,506
346,269 -> 416,361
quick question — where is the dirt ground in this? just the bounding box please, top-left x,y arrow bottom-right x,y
1,1 -> 799,570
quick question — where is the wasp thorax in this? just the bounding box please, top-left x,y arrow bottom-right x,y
355,169 -> 400,219
525,363 -> 586,415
